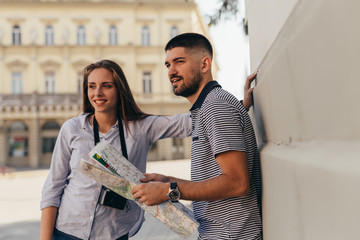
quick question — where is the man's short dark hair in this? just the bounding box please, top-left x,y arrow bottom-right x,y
165,33 -> 213,59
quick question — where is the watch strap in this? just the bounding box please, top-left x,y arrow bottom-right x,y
170,182 -> 177,189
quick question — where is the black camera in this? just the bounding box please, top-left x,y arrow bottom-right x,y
99,188 -> 127,210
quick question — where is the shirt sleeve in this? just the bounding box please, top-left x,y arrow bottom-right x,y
146,113 -> 191,143
40,120 -> 74,210
200,98 -> 246,157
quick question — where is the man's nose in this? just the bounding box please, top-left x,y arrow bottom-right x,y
168,65 -> 177,78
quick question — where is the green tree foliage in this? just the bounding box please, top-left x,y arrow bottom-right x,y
206,0 -> 248,34
207,0 -> 239,26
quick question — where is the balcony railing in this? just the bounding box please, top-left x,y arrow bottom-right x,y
0,93 -> 82,106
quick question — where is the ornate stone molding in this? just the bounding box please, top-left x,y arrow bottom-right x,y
39,59 -> 61,69
104,17 -> 123,24
5,59 -> 28,69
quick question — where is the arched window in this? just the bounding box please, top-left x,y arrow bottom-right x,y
9,121 -> 28,157
12,25 -> 21,45
109,25 -> 118,45
141,26 -> 150,46
45,25 -> 54,45
77,25 -> 86,45
42,121 -> 60,130
170,26 -> 179,38
9,121 -> 27,132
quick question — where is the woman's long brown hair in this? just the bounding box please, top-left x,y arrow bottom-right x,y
82,59 -> 149,128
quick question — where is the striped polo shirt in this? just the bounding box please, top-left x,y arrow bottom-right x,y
190,81 -> 262,240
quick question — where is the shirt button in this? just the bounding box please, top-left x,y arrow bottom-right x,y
90,216 -> 93,220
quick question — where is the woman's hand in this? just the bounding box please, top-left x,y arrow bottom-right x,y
140,173 -> 169,183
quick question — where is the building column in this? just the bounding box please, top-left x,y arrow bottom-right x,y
0,119 -> 7,166
161,139 -> 173,160
184,137 -> 191,159
28,117 -> 40,168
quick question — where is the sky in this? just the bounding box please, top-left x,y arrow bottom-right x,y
195,0 -> 250,99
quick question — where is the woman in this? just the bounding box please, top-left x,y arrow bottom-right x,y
40,60 -> 191,240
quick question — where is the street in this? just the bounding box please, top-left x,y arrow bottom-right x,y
0,160 -> 197,240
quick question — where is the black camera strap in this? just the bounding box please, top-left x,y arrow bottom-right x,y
93,115 -> 128,210
93,115 -> 128,159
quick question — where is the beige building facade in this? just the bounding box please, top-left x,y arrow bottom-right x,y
0,0 -> 215,168
246,0 -> 360,239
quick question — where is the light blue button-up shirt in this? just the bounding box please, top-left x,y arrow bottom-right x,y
41,113 -> 191,239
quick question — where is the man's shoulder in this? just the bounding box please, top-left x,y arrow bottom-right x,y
202,87 -> 243,111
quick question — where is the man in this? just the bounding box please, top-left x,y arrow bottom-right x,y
132,33 -> 262,239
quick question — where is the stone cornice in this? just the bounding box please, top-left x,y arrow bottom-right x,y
39,17 -> 59,24
6,17 -> 26,24
0,0 -> 194,4
104,17 -> 124,24
0,0 -> 196,17
39,59 -> 61,68
0,0 -> 196,9
6,59 -> 28,68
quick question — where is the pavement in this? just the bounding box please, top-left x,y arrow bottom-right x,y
0,159 -> 198,240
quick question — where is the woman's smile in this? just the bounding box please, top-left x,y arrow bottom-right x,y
87,68 -> 118,113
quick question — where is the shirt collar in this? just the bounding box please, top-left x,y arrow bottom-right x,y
190,80 -> 221,111
81,112 -> 120,132
81,112 -> 93,131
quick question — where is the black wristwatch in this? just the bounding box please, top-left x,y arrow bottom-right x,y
167,182 -> 181,202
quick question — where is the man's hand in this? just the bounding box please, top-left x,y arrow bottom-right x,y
243,71 -> 257,110
132,182 -> 170,206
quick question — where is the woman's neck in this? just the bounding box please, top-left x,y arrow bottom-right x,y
93,112 -> 117,133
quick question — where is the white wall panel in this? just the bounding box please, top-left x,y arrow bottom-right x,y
248,0 -> 360,239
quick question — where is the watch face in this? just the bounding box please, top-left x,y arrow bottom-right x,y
169,189 -> 180,201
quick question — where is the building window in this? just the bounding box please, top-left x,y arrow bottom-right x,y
42,137 -> 57,153
109,25 -> 118,45
170,26 -> 178,38
12,25 -> 21,45
143,72 -> 152,94
141,26 -> 150,46
9,122 -> 28,157
45,25 -> 54,45
77,25 -> 86,45
172,138 -> 184,159
11,72 -> 22,94
42,121 -> 60,153
150,142 -> 157,151
45,71 -> 56,94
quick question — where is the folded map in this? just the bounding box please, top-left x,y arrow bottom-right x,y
78,141 -> 199,239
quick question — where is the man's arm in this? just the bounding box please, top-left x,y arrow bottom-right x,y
132,150 -> 249,205
242,71 -> 257,111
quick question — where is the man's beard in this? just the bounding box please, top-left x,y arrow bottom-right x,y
173,69 -> 202,97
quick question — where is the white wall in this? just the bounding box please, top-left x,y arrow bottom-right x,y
247,0 -> 298,70
247,0 -> 360,239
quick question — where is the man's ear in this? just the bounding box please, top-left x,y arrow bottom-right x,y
200,56 -> 212,74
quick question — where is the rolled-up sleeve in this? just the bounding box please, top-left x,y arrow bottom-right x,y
146,113 -> 191,143
40,121 -> 73,210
